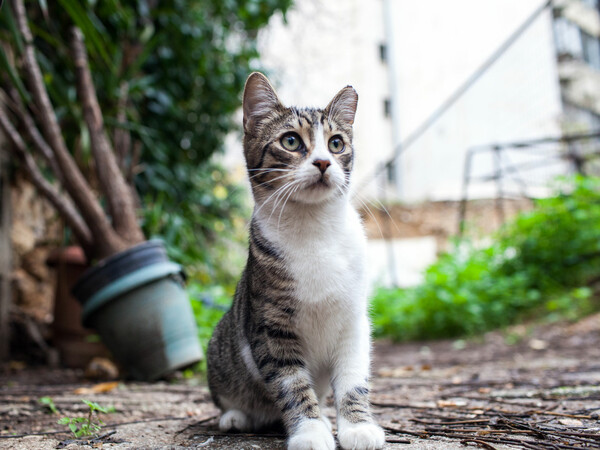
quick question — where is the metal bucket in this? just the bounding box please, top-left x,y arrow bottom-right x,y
72,240 -> 203,380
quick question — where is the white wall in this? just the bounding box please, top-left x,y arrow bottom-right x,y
387,0 -> 564,201
225,0 -> 568,203
224,0 -> 394,199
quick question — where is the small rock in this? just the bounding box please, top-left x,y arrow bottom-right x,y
558,418 -> 583,427
528,339 -> 548,350
85,357 -> 119,380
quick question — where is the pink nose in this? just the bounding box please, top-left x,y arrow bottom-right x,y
313,159 -> 331,174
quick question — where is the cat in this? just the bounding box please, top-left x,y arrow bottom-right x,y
207,72 -> 385,450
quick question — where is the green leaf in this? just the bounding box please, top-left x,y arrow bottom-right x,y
0,45 -> 31,103
38,396 -> 58,414
56,0 -> 114,70
82,399 -> 108,413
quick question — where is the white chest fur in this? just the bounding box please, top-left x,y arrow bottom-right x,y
255,198 -> 369,370
259,198 -> 366,303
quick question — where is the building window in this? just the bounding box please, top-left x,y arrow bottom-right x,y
384,98 -> 392,118
581,29 -> 600,70
379,43 -> 388,64
554,17 -> 583,60
554,16 -> 600,70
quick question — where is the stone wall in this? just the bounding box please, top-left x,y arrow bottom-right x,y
11,173 -> 62,324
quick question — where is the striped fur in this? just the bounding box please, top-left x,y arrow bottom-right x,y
207,73 -> 384,450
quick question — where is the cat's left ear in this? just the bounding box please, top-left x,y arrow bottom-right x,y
243,72 -> 283,132
325,86 -> 358,125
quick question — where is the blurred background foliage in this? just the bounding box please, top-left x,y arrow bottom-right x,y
0,0 -> 292,349
4,1 -> 599,358
372,176 -> 600,341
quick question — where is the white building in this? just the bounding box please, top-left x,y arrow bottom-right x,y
225,0 -> 600,286
235,0 -> 600,203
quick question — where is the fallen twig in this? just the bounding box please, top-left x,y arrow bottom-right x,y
411,418 -> 490,426
460,438 -> 498,450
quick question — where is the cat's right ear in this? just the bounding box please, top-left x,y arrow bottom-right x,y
243,72 -> 282,132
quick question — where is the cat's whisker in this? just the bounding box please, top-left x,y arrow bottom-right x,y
268,179 -> 303,225
248,168 -> 294,181
352,189 -> 402,237
351,191 -> 385,240
252,172 -> 295,189
253,178 -> 300,219
248,163 -> 294,172
249,170 -> 293,185
266,182 -> 294,224
277,183 -> 301,234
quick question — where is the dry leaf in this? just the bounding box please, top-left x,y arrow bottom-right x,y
74,381 -> 119,395
8,361 -> 26,371
377,366 -> 415,378
437,399 -> 468,407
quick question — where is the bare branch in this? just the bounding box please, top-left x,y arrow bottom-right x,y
113,81 -> 131,173
0,106 -> 93,251
70,27 -> 144,245
128,139 -> 142,184
11,0 -> 128,258
2,86 -> 64,184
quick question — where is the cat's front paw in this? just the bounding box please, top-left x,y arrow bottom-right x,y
288,418 -> 335,450
337,422 -> 385,450
219,409 -> 250,432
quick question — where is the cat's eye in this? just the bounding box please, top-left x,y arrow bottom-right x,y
280,132 -> 303,151
328,136 -> 345,154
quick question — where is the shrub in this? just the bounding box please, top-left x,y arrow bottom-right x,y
371,176 -> 600,341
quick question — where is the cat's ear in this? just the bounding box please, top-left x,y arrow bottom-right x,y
325,86 -> 358,125
243,72 -> 282,132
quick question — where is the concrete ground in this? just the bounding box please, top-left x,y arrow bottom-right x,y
2,313 -> 600,449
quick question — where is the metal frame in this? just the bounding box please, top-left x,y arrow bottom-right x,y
458,131 -> 600,235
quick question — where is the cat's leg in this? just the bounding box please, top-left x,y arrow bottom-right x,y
271,366 -> 335,450
219,408 -> 251,432
253,355 -> 334,450
331,316 -> 385,450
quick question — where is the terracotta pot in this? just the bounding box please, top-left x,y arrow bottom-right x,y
47,246 -> 108,368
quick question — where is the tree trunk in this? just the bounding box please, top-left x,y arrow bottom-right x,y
2,0 -> 147,262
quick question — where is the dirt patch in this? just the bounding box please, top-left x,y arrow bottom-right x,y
1,313 -> 599,449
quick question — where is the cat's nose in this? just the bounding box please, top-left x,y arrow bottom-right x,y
313,159 -> 331,174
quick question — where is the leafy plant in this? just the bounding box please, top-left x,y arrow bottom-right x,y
371,176 -> 600,341
57,399 -> 112,438
38,396 -> 58,414
141,162 -> 249,289
0,0 -> 290,264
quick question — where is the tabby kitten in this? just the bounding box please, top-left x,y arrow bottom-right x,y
207,72 -> 385,450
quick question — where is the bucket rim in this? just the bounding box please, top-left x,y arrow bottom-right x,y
72,239 -> 166,300
81,261 -> 183,326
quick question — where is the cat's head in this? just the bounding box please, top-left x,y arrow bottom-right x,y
242,72 -> 358,206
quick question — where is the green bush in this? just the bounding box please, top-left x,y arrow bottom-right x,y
141,162 -> 249,289
371,176 -> 600,341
